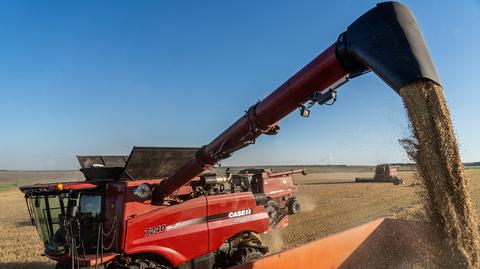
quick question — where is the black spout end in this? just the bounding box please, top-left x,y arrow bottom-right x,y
335,1 -> 440,93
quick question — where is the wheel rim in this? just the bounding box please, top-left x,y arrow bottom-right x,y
294,202 -> 300,213
245,253 -> 263,262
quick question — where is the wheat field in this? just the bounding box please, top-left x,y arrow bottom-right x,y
1,169 -> 480,268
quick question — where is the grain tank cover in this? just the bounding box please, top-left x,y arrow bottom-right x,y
78,155 -> 129,169
121,147 -> 199,180
77,155 -> 128,181
78,147 -> 199,181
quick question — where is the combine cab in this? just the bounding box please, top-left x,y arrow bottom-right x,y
355,164 -> 404,185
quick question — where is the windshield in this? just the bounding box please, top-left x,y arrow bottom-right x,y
27,194 -> 68,256
27,191 -> 103,256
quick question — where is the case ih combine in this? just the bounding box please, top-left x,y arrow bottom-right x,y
20,2 -> 441,269
355,164 -> 404,185
21,150 -> 304,269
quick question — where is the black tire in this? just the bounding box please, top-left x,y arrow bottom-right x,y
233,247 -> 264,265
288,199 -> 300,215
127,259 -> 170,269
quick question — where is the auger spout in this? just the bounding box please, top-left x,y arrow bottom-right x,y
335,1 -> 440,92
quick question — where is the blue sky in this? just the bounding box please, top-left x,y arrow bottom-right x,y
0,1 -> 479,170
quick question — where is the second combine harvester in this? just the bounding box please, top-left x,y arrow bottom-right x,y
20,2 -> 441,269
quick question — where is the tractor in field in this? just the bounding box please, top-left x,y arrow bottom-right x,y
20,1 -> 440,268
355,164 -> 404,185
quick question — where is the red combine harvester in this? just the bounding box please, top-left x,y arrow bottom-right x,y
20,2 -> 440,269
20,149 -> 304,269
235,168 -> 305,224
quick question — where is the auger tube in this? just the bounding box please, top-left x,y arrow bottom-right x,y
152,1 -> 440,204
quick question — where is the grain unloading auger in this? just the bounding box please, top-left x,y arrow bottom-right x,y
152,1 -> 441,205
19,2 -> 443,269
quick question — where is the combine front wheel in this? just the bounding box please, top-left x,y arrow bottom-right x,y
216,232 -> 267,268
288,199 -> 301,215
232,247 -> 264,265
127,259 -> 171,269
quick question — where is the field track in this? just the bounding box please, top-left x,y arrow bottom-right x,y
1,169 -> 480,268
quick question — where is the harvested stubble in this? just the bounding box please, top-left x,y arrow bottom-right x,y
400,80 -> 480,268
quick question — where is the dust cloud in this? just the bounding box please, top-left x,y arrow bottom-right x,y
297,195 -> 316,212
260,229 -> 285,253
400,80 -> 480,268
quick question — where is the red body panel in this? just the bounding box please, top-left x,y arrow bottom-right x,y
103,180 -> 164,252
263,176 -> 296,208
100,181 -> 267,266
20,181 -> 100,193
207,193 -> 269,252
263,176 -> 295,197
122,180 -> 163,219
124,196 -> 209,265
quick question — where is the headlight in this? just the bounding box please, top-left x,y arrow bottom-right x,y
134,184 -> 151,199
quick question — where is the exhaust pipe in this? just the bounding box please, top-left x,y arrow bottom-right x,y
335,1 -> 441,92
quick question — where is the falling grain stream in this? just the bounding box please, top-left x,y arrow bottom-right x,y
400,80 -> 480,268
